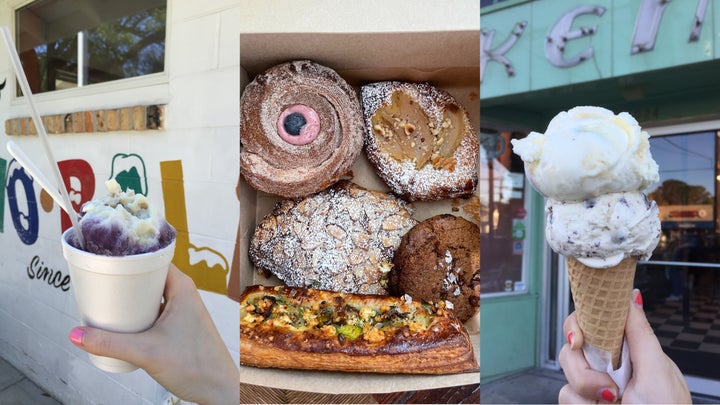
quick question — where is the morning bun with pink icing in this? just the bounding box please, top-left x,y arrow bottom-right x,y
240,60 -> 364,198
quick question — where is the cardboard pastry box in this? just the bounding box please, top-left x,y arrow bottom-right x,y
239,19 -> 480,394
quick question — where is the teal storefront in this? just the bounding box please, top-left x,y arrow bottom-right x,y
482,0 -> 720,396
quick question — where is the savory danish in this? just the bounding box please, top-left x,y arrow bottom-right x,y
240,285 -> 479,374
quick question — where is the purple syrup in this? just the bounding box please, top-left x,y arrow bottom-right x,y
67,219 -> 176,256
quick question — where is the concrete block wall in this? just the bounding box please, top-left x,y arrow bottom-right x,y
0,0 -> 240,403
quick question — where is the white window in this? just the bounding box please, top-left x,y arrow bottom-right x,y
15,0 -> 166,94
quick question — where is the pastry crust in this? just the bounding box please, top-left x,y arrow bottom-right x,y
240,60 -> 364,198
240,285 -> 479,374
361,81 -> 479,201
249,181 -> 417,295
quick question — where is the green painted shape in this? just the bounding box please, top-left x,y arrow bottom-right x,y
480,294 -> 539,381
481,188 -> 547,381
109,153 -> 148,196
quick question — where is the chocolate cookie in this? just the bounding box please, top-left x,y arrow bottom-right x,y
390,214 -> 480,322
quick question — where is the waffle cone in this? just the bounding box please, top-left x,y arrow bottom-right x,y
566,257 -> 637,370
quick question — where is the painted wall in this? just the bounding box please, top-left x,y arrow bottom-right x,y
481,184 -> 546,382
0,0 -> 240,403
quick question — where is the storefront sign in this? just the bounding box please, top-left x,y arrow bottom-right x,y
482,0 -> 712,98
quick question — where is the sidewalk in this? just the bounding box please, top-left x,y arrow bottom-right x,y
481,367 -> 567,404
481,367 -> 720,404
0,356 -> 61,404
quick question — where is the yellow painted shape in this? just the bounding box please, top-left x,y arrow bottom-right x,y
160,160 -> 229,294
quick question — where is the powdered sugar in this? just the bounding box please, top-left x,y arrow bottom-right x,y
250,181 -> 418,295
360,81 -> 479,201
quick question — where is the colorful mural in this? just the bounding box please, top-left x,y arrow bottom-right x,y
161,160 -> 229,295
1,155 -> 232,295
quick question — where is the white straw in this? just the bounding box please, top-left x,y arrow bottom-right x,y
1,26 -> 85,248
7,140 -> 73,216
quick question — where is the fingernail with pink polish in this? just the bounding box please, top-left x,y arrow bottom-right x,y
633,288 -> 643,307
70,328 -> 84,345
598,388 -> 617,402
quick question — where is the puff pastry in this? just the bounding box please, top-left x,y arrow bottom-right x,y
239,285 -> 479,374
249,180 -> 417,295
361,81 -> 479,201
240,60 -> 364,198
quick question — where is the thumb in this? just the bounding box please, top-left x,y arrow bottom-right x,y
624,289 -> 665,372
69,326 -> 148,368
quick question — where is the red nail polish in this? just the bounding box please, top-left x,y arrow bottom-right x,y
634,289 -> 643,307
599,388 -> 616,402
567,331 -> 574,346
70,328 -> 84,345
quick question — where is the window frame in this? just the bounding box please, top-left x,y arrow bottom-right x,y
480,182 -> 532,299
480,128 -> 532,299
7,0 -> 170,117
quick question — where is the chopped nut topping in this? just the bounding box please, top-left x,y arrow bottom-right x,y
370,90 -> 465,171
431,155 -> 457,171
404,123 -> 415,136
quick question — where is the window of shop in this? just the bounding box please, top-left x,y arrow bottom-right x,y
637,127 -> 720,389
15,0 -> 166,95
647,131 -> 717,264
480,128 -> 530,296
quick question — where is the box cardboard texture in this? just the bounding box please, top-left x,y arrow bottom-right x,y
239,31 -> 480,393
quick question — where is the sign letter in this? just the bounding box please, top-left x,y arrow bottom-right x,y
631,0 -> 671,54
689,0 -> 708,42
545,5 -> 606,67
481,21 -> 528,83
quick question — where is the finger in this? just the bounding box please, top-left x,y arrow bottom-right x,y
558,384 -> 596,405
625,289 -> 666,373
163,264 -> 183,297
164,264 -> 197,298
69,326 -> 152,368
559,342 -> 619,402
563,311 -> 584,350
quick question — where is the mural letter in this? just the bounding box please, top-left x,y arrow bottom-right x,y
160,160 -> 229,294
58,160 -> 95,234
7,160 -> 39,244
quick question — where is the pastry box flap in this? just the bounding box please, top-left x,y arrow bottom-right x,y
240,31 -> 480,87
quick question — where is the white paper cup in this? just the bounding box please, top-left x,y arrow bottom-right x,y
61,228 -> 176,373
